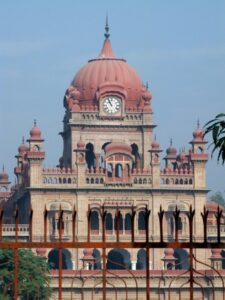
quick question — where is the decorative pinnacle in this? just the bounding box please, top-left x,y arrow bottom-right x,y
2,165 -> 4,172
146,81 -> 149,90
197,118 -> 200,128
22,136 -> 25,144
104,14 -> 110,39
154,134 -> 157,141
170,138 -> 173,146
34,119 -> 37,127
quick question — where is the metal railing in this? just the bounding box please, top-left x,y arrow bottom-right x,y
0,205 -> 225,300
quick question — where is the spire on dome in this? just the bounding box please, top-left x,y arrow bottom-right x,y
2,165 -> 4,172
96,16 -> 117,59
170,138 -> 173,146
34,119 -> 37,127
104,13 -> 110,39
197,118 -> 200,128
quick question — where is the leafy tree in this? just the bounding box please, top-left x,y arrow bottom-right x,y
209,191 -> 225,208
0,248 -> 51,300
204,113 -> 225,164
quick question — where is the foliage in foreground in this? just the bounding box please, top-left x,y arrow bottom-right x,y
204,113 -> 225,164
209,191 -> 225,208
0,248 -> 51,299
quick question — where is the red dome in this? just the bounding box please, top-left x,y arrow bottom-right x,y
36,248 -> 47,257
166,139 -> 177,156
105,142 -> 131,155
77,138 -> 85,149
151,139 -> 160,150
0,167 -> 9,183
193,128 -> 203,141
192,121 -> 204,142
29,121 -> 42,140
67,36 -> 148,110
18,137 -> 29,154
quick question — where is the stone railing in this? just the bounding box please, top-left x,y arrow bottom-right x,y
85,168 -> 153,187
160,168 -> 194,187
207,225 -> 225,236
42,168 -> 77,186
2,224 -> 29,237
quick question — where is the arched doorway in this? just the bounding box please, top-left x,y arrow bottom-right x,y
107,249 -> 131,270
48,248 -> 72,269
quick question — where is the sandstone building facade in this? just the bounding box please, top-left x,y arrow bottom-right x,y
1,22 -> 224,299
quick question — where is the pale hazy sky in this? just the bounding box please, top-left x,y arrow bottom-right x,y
0,1 -> 224,196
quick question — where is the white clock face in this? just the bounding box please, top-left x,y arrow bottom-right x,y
103,96 -> 121,114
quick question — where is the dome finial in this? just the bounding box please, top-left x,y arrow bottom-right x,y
34,119 -> 37,127
197,118 -> 200,128
2,165 -> 4,172
104,13 -> 110,39
170,138 -> 173,146
146,81 -> 149,90
22,136 -> 25,144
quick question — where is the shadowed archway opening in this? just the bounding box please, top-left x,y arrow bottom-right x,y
174,248 -> 189,270
85,143 -> 95,169
106,249 -> 131,270
48,248 -> 72,269
136,249 -> 146,270
93,248 -> 102,270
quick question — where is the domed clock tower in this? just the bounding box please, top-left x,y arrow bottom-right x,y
61,22 -> 153,171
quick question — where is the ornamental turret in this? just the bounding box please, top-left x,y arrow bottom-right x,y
26,121 -> 45,186
189,121 -> 208,189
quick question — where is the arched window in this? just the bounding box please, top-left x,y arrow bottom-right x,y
90,211 -> 99,232
169,217 -> 174,235
99,142 -> 111,168
107,249 -> 131,270
114,213 -> 123,231
107,163 -> 113,177
115,164 -> 123,178
125,213 -> 132,231
48,248 -> 72,269
138,211 -> 146,231
85,143 -> 96,169
136,249 -> 146,270
125,164 -> 130,177
221,250 -> 225,269
105,213 -> 113,231
177,216 -> 183,231
131,143 -> 140,170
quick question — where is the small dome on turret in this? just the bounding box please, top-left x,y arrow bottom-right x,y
77,137 -> 85,149
192,120 -> 204,141
29,120 -> 42,140
18,137 -> 29,154
166,139 -> 177,156
151,136 -> 160,150
177,149 -> 188,161
0,166 -> 9,183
